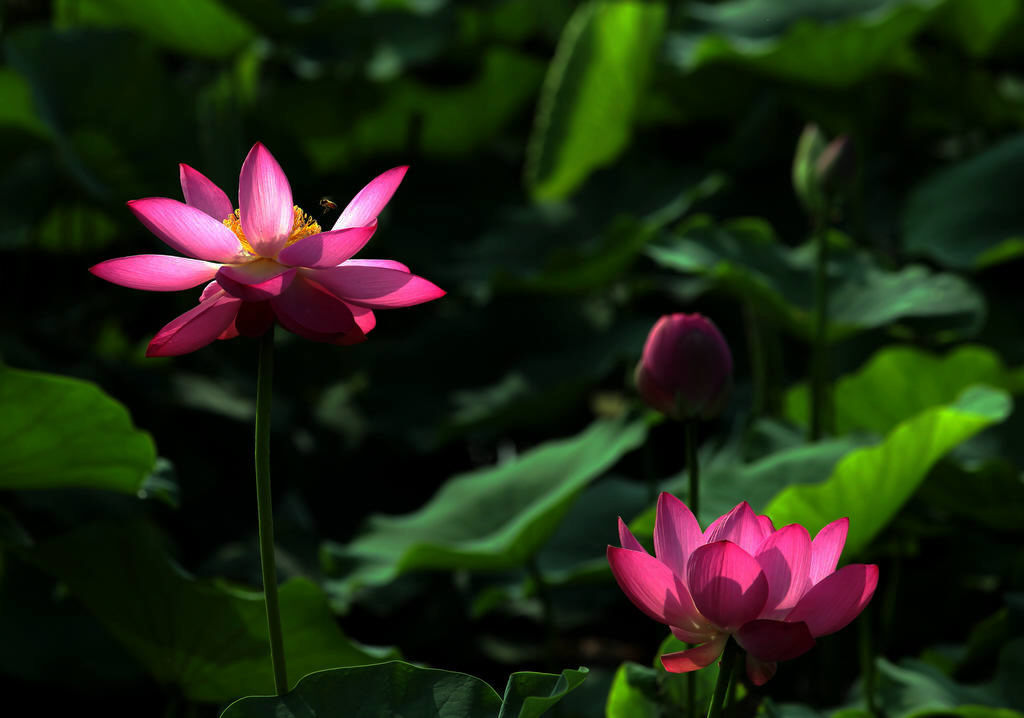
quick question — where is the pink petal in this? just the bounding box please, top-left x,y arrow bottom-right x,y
179,163 -> 234,221
754,524 -> 812,619
757,515 -> 776,538
127,198 -> 245,263
736,619 -> 815,662
654,492 -> 704,579
309,265 -> 445,309
90,255 -> 220,291
146,292 -> 241,357
607,546 -> 710,635
687,541 -> 769,631
346,302 -> 376,334
217,261 -> 297,301
277,225 -> 377,268
238,142 -> 294,257
342,258 -> 409,272
271,276 -> 357,335
334,166 -> 408,229
809,518 -> 849,585
199,280 -> 222,302
704,502 -> 764,555
786,564 -> 878,637
661,635 -> 728,673
745,655 -> 777,686
671,623 -> 719,644
618,517 -> 647,553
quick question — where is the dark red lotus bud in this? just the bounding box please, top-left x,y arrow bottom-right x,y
634,313 -> 733,421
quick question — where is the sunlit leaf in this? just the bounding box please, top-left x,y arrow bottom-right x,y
785,344 -> 1024,435
0,365 -> 155,493
525,1 -> 668,200
766,386 -> 1012,556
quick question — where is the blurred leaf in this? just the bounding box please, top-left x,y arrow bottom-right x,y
648,217 -> 985,342
219,661 -> 587,718
54,0 -> 255,59
304,48 -> 545,170
35,202 -> 118,253
323,415 -> 648,597
785,345 -> 1023,434
33,521 -> 396,703
535,478 -> 649,585
0,68 -> 48,137
606,662 -> 659,718
5,28 -> 184,198
766,386 -> 1012,557
630,436 -> 871,538
666,0 -> 939,86
874,657 -> 1007,717
904,132 -> 1024,269
525,1 -> 667,201
0,365 -> 155,493
930,0 -> 1020,57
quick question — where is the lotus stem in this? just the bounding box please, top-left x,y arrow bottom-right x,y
706,639 -> 740,718
255,328 -> 288,694
810,221 -> 830,440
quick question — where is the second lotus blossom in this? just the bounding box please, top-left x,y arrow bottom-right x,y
608,493 -> 878,685
90,142 -> 444,356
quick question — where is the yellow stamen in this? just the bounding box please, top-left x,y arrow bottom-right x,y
223,206 -> 322,256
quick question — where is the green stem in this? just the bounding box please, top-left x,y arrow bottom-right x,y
684,420 -> 700,718
685,421 -> 699,519
810,219 -> 830,441
255,329 -> 288,695
706,639 -> 740,718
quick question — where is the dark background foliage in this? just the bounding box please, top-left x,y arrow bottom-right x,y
2,0 -> 1024,716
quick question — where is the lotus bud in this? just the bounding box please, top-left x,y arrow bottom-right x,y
634,313 -> 733,421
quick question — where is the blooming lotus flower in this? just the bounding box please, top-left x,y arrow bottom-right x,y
635,313 -> 733,420
90,143 -> 444,356
608,493 -> 878,685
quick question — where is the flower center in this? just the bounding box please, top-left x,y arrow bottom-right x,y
223,206 -> 322,255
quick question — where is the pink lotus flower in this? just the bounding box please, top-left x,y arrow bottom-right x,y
635,313 -> 733,421
90,143 -> 444,356
608,493 -> 878,685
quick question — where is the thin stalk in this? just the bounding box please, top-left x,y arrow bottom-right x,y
255,329 -> 288,694
706,639 -> 740,718
684,420 -> 700,718
685,421 -> 699,518
810,219 -> 831,441
743,304 -> 767,419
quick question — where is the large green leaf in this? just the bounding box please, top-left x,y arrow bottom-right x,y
647,217 -> 985,342
0,365 -> 155,493
323,416 -> 648,597
931,0 -> 1021,57
32,521 -> 395,703
54,0 -> 255,59
665,0 -> 940,86
765,386 -> 1012,556
785,345 -> 1024,434
903,133 -> 1024,269
219,661 -> 588,718
0,68 -> 48,137
629,436 -> 870,538
525,1 -> 667,201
